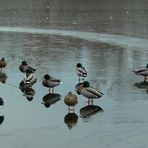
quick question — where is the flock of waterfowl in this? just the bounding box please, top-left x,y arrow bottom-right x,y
0,56 -> 148,127
0,57 -> 105,123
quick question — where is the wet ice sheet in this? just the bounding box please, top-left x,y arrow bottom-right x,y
0,32 -> 148,148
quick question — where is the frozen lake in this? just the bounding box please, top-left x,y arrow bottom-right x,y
0,0 -> 148,148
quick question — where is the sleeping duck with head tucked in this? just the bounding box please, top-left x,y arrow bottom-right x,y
76,63 -> 87,82
42,74 -> 62,93
76,81 -> 103,105
19,61 -> 36,73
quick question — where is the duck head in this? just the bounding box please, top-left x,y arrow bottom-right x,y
77,63 -> 82,68
68,91 -> 73,95
44,74 -> 51,80
22,61 -> 28,66
1,57 -> 5,61
83,81 -> 90,87
146,64 -> 148,68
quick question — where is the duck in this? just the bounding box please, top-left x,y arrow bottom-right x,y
0,97 -> 4,106
133,64 -> 148,82
23,69 -> 37,85
76,63 -> 87,82
76,81 -> 103,105
42,74 -> 61,93
0,57 -> 7,72
19,61 -> 36,73
64,91 -> 78,112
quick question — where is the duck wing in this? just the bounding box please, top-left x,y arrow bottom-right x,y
28,66 -> 36,72
77,67 -> 87,75
86,87 -> 103,97
138,70 -> 148,76
50,77 -> 61,82
133,68 -> 148,74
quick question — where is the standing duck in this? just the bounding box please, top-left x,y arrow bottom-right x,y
64,91 -> 78,112
77,81 -> 103,105
0,97 -> 4,106
19,61 -> 36,73
42,74 -> 61,93
133,64 -> 148,82
76,63 -> 87,82
23,69 -> 37,85
0,57 -> 7,72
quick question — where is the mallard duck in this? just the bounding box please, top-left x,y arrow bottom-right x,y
0,97 -> 4,106
76,63 -> 87,81
64,91 -> 78,112
19,61 -> 36,73
133,64 -> 148,82
42,74 -> 61,93
23,69 -> 37,85
0,57 -> 7,72
0,116 -> 4,125
76,81 -> 103,105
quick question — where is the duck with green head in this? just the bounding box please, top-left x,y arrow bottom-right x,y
42,74 -> 62,93
133,64 -> 148,82
77,81 -> 103,105
19,61 -> 36,73
76,63 -> 87,82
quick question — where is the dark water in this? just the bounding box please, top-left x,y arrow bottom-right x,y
0,0 -> 148,148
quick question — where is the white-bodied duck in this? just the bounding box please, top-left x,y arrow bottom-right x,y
23,69 -> 37,85
76,63 -> 87,81
42,74 -> 62,93
133,64 -> 148,82
76,81 -> 103,105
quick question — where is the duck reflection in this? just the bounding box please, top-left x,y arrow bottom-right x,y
19,80 -> 36,101
42,93 -> 61,108
80,105 -> 103,118
22,87 -> 35,101
0,115 -> 4,125
134,81 -> 148,93
0,72 -> 7,83
134,81 -> 148,89
64,113 -> 78,129
19,79 -> 36,90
